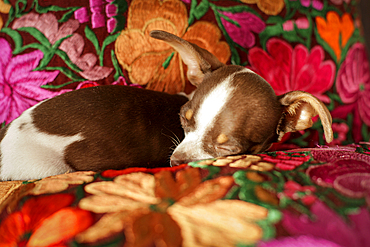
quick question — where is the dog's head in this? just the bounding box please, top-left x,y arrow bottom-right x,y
150,30 -> 333,165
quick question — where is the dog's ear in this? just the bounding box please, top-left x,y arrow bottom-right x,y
276,91 -> 333,143
150,30 -> 224,87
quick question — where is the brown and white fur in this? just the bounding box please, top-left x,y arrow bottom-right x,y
0,30 -> 333,180
0,86 -> 188,180
147,31 -> 333,165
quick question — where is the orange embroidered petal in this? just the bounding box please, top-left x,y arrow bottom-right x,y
182,21 -> 231,65
32,171 -> 95,195
0,0 -> 11,13
127,0 -> 188,35
154,168 -> 202,200
0,212 -> 25,247
316,12 -> 341,60
241,0 -> 284,15
177,176 -> 235,206
126,212 -> 182,247
168,200 -> 268,246
21,194 -> 75,231
316,11 -> 354,61
76,211 -> 129,243
115,0 -> 230,93
79,194 -> 147,213
27,208 -> 93,247
341,13 -> 355,47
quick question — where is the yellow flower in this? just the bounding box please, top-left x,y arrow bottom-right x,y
0,0 -> 11,30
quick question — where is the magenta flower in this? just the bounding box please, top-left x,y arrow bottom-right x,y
220,11 -> 265,48
282,201 -> 370,247
336,43 -> 370,126
74,0 -> 124,33
248,38 -> 335,103
0,38 -> 60,124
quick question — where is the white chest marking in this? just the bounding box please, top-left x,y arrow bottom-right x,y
0,103 -> 84,180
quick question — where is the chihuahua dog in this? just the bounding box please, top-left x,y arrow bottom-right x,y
0,85 -> 188,180
0,30 -> 333,180
148,31 -> 333,166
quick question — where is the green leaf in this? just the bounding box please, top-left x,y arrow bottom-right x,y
59,7 -> 80,23
17,27 -> 51,48
0,28 -> 23,54
4,4 -> 15,27
40,80 -> 79,89
111,49 -> 123,81
99,32 -> 121,66
55,49 -> 82,72
42,66 -> 84,80
112,0 -> 128,14
162,52 -> 175,69
259,25 -> 283,50
85,26 -> 101,55
194,0 -> 209,20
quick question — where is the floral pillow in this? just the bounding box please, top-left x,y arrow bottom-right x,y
0,0 -> 369,148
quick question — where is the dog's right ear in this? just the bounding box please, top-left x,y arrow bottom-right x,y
150,30 -> 224,87
276,91 -> 333,143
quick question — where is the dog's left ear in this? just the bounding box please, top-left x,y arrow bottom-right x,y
276,91 -> 333,143
149,30 -> 224,87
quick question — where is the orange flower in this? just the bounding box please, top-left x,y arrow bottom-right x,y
0,194 -> 93,247
0,0 -> 11,30
114,0 -> 230,94
78,168 -> 268,246
241,0 -> 284,15
316,11 -> 354,61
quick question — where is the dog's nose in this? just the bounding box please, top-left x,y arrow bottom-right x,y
170,153 -> 194,166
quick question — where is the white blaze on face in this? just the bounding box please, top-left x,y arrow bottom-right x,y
172,75 -> 235,160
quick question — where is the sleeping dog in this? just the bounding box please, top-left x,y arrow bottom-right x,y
0,30 -> 333,180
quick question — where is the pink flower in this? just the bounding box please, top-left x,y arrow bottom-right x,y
336,43 -> 370,126
248,38 -> 335,103
282,17 -> 309,31
220,11 -> 265,48
12,13 -> 113,81
290,0 -> 323,10
0,38 -> 60,124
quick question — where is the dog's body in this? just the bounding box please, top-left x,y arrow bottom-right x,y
0,30 -> 333,180
0,85 -> 187,180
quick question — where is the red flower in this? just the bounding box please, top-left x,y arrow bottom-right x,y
0,194 -> 93,247
248,38 -> 335,103
280,180 -> 317,205
260,152 -> 310,170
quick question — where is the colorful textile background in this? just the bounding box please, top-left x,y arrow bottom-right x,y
1,145 -> 370,246
0,0 -> 369,147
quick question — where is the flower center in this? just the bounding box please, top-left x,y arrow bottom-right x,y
359,83 -> 365,92
3,83 -> 12,96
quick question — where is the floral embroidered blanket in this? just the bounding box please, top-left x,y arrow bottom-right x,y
1,145 -> 370,246
1,0 -> 370,246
